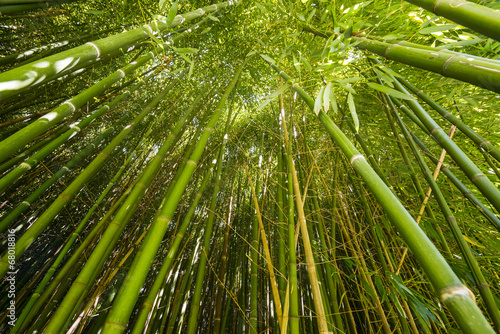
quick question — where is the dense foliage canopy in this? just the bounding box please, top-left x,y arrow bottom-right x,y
0,0 -> 499,333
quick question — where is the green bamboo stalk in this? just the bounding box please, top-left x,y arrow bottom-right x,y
0,0 -> 74,15
0,53 -> 151,164
0,77 -> 180,280
0,0 -> 238,101
282,106 -> 300,334
100,60 -> 245,334
213,183 -> 234,334
372,73 -> 452,255
12,174 -> 137,333
398,77 -> 500,163
249,163 -> 260,334
390,79 -> 500,214
280,102 -> 330,334
262,56 -> 495,334
402,0 -> 500,42
276,146 -> 287,304
356,38 -> 500,93
0,114 -> 127,233
388,95 -> 500,331
185,105 -> 236,334
311,189 -> 344,333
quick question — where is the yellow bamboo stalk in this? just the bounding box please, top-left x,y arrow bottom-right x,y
280,109 -> 330,334
244,163 -> 284,331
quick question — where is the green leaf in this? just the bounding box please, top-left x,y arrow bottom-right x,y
201,27 -> 211,34
172,47 -> 199,54
348,92 -> 359,132
268,84 -> 290,99
178,53 -> 192,64
378,66 -> 404,78
300,54 -> 312,71
314,86 -> 325,116
165,1 -> 178,26
367,82 -> 414,100
207,14 -> 220,22
329,84 -> 338,114
256,84 -> 290,111
293,54 -> 300,72
419,24 -> 458,34
260,54 -> 276,64
323,82 -> 331,112
344,26 -> 353,39
188,60 -> 194,79
86,9 -> 104,15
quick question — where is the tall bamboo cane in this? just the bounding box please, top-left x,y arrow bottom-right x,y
0,76 -> 149,194
403,0 -> 500,42
280,101 -> 330,334
355,38 -> 500,93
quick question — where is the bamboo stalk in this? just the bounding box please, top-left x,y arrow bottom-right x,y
244,163 -> 284,330
130,159 -> 214,334
356,38 -> 500,93
403,0 -> 500,42
280,101 -> 330,334
0,53 -> 152,164
388,95 -> 500,331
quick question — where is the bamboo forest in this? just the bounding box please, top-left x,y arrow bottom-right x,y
1,0 -> 500,333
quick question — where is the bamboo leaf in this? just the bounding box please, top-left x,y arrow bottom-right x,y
329,84 -> 338,114
347,92 -> 359,132
367,82 -> 414,100
293,54 -> 300,72
86,9 -> 104,15
419,24 -> 458,34
257,84 -> 290,111
188,60 -> 194,79
165,1 -> 178,26
172,47 -> 199,54
260,54 -> 276,64
268,84 -> 290,99
207,14 -> 220,22
300,54 -> 312,71
323,82 -> 331,112
314,86 -> 325,115
462,235 -> 485,248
